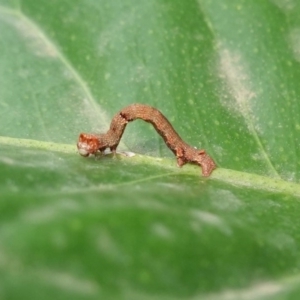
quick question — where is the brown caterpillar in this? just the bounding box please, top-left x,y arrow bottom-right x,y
77,103 -> 216,176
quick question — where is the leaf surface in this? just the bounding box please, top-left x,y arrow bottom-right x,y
1,0 -> 300,299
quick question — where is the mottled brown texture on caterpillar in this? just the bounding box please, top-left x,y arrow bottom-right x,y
77,103 -> 216,176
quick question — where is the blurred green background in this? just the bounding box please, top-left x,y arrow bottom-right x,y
1,0 -> 300,299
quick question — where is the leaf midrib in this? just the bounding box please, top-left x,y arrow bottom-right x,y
1,136 -> 300,198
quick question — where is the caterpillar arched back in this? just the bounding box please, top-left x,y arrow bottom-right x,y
77,103 -> 216,177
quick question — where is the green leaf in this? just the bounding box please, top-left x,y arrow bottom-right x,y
1,0 -> 300,299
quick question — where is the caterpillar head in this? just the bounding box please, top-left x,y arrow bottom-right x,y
77,133 -> 100,157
